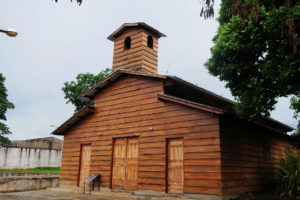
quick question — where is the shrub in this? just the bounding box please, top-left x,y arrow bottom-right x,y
291,132 -> 300,148
276,148 -> 300,198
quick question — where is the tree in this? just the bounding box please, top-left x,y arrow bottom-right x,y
62,68 -> 112,113
0,73 -> 14,145
204,0 -> 300,130
290,96 -> 300,134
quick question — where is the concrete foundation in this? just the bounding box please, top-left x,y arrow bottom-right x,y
57,185 -> 223,200
0,172 -> 60,177
0,176 -> 59,193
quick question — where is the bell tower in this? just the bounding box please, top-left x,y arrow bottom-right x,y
107,23 -> 166,74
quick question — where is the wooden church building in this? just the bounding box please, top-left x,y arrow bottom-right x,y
52,23 -> 294,199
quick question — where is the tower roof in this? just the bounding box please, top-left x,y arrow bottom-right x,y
107,22 -> 166,41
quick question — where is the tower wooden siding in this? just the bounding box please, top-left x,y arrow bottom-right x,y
219,116 -> 295,195
112,28 -> 159,73
60,74 -> 222,195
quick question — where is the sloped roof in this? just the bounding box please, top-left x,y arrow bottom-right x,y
156,93 -> 224,114
107,22 -> 167,41
52,69 -> 293,135
79,69 -> 166,100
52,106 -> 95,135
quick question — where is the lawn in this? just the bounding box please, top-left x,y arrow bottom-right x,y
0,166 -> 61,173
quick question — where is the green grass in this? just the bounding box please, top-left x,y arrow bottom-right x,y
0,166 -> 61,173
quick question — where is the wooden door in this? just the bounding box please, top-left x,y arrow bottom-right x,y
125,138 -> 139,190
112,138 -> 127,189
112,137 -> 139,190
79,144 -> 91,187
168,139 -> 184,193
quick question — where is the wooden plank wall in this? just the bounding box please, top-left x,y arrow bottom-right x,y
60,74 -> 222,195
113,28 -> 159,73
219,115 -> 295,195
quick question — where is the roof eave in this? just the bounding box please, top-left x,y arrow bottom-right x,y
259,116 -> 294,132
157,93 -> 224,115
80,69 -> 166,99
51,106 -> 95,136
107,22 -> 166,41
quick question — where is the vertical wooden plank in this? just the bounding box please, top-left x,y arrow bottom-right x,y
125,137 -> 139,190
112,138 -> 127,189
168,139 -> 183,193
79,144 -> 91,187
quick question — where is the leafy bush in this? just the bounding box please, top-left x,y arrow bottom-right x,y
276,148 -> 300,198
291,132 -> 300,148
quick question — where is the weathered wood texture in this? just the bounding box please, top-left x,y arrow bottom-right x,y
112,137 -> 139,190
60,74 -> 221,195
168,139 -> 184,193
79,144 -> 91,186
112,28 -> 159,73
219,115 -> 295,195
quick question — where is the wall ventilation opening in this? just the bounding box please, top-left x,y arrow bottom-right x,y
124,37 -> 131,50
147,36 -> 153,49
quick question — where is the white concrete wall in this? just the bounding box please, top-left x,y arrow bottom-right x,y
0,147 -> 62,169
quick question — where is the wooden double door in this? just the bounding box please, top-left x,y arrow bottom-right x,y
112,137 -> 139,190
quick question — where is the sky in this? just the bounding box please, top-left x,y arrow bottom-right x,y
0,0 -> 298,141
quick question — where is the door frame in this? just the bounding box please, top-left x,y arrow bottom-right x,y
77,143 -> 91,187
166,138 -> 184,194
111,136 -> 139,190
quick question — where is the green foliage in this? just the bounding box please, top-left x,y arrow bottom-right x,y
0,166 -> 61,173
0,136 -> 11,145
62,68 -> 112,113
0,73 -> 14,145
276,149 -> 300,198
205,1 -> 300,125
291,132 -> 300,148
